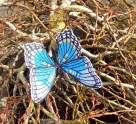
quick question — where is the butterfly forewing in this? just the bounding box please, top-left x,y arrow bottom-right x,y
56,29 -> 81,64
23,42 -> 56,103
61,56 -> 102,89
23,42 -> 55,69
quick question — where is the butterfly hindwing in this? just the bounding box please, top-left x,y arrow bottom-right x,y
56,29 -> 81,64
30,67 -> 56,103
23,42 -> 56,103
61,56 -> 101,89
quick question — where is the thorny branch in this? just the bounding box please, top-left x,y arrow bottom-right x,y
0,0 -> 136,123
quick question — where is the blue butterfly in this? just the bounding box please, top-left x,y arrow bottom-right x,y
23,29 -> 102,103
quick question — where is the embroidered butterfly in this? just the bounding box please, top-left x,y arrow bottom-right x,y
23,29 -> 102,103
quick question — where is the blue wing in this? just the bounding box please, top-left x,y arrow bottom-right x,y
23,42 -> 55,69
56,29 -> 102,88
30,67 -> 56,103
56,29 -> 81,64
23,42 -> 56,103
61,56 -> 102,89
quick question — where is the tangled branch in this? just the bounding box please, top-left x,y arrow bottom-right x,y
0,0 -> 136,123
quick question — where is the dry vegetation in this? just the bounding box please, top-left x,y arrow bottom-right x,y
0,0 -> 136,124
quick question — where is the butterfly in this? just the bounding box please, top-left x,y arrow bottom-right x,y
23,29 -> 102,103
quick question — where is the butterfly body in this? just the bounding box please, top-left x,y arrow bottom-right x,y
23,29 -> 102,103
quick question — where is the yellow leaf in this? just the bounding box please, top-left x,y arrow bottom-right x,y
57,21 -> 65,30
